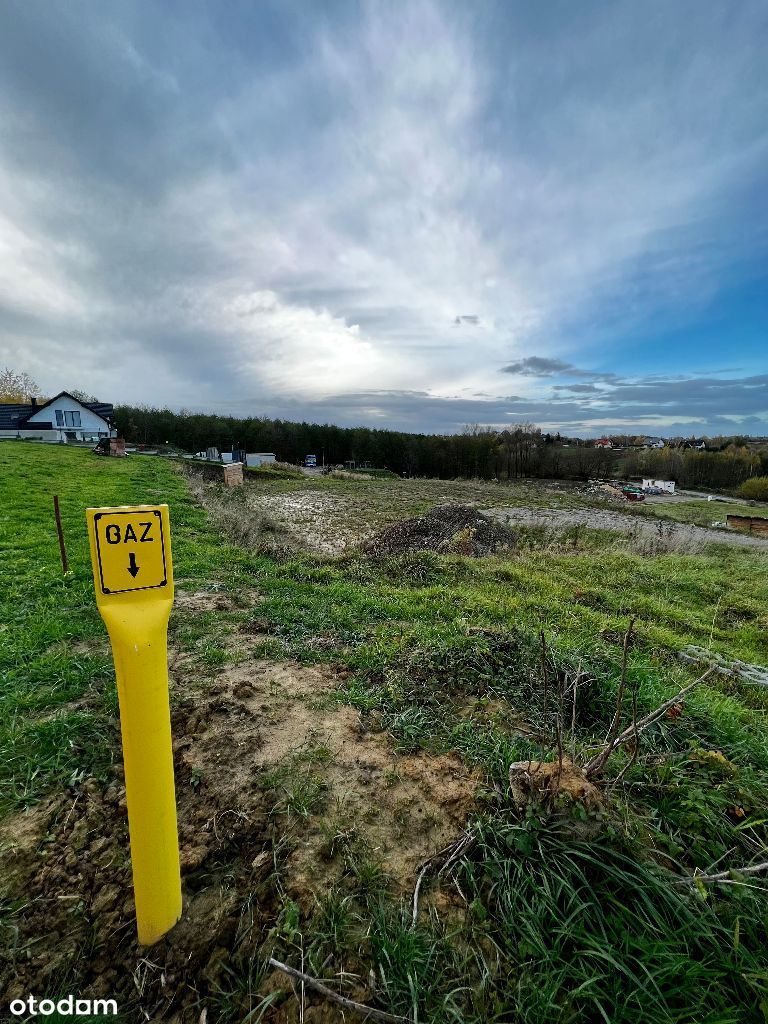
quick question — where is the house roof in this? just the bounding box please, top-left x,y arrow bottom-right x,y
0,404 -> 34,429
0,392 -> 113,430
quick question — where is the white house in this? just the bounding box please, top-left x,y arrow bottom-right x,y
0,392 -> 115,442
643,436 -> 665,449
643,478 -> 676,494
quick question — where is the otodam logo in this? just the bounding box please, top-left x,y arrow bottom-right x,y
9,995 -> 118,1017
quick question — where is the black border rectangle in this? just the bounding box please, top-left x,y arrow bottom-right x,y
94,509 -> 168,595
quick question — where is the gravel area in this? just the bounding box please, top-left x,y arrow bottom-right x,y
486,505 -> 768,551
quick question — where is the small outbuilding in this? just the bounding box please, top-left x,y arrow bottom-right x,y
642,479 -> 676,494
246,452 -> 277,467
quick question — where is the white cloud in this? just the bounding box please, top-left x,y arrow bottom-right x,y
0,0 -> 765,432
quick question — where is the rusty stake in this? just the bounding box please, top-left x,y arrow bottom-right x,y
53,494 -> 69,573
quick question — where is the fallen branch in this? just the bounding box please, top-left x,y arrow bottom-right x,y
584,666 -> 717,777
411,830 -> 476,928
268,957 -> 409,1024
678,645 -> 768,688
677,860 -> 768,886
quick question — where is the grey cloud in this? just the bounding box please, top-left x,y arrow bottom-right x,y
606,375 -> 768,416
213,377 -> 768,436
501,357 -> 618,382
552,383 -> 601,393
501,357 -> 576,376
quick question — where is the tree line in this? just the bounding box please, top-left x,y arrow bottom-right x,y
4,368 -> 764,491
111,405 -> 767,489
622,446 -> 766,491
115,406 -> 623,480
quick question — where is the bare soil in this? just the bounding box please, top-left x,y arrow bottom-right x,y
1,592 -> 477,1022
249,491 -> 358,555
195,474 -> 768,558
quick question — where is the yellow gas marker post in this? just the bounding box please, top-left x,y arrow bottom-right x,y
86,504 -> 181,946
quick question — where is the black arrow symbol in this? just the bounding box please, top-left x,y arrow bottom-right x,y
127,552 -> 140,578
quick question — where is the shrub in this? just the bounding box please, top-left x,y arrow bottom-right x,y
739,476 -> 768,501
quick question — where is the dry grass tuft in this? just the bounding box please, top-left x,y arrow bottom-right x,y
184,471 -> 298,557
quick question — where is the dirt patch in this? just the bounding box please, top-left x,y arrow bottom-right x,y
0,803 -> 52,898
2,656 -> 477,1020
179,658 -> 478,899
508,758 -> 602,810
174,588 -> 263,613
364,505 -> 517,558
255,491 -> 363,555
66,638 -> 111,658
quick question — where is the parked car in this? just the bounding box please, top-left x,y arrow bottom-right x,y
622,486 -> 646,502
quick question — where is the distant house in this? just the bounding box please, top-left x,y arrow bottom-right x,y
643,436 -> 665,449
594,438 -> 613,449
0,392 -> 115,443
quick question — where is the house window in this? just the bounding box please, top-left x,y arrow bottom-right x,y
55,410 -> 64,426
64,410 -> 81,427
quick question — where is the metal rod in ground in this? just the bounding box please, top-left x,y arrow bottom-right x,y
53,495 -> 68,573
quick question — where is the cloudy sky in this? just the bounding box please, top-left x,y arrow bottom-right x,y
1,0 -> 766,436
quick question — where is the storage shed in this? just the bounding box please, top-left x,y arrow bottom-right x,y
642,479 -> 676,494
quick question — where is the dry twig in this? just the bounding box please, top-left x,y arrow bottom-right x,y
554,655 -> 565,790
540,630 -> 549,731
569,662 -> 582,763
611,673 -> 640,790
585,619 -> 634,776
584,666 -> 717,778
677,860 -> 768,886
268,957 -> 409,1023
411,830 -> 476,928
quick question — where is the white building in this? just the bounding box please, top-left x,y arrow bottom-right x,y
246,452 -> 277,467
643,478 -> 676,494
0,392 -> 115,442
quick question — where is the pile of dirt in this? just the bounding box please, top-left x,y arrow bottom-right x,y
364,504 -> 517,557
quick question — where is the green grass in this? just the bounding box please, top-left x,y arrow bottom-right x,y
640,499 -> 766,528
244,461 -> 305,480
261,743 -> 333,820
0,443 -> 241,812
3,443 -> 768,1022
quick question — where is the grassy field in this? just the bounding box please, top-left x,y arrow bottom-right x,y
642,498 -> 767,528
2,444 -> 768,1022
